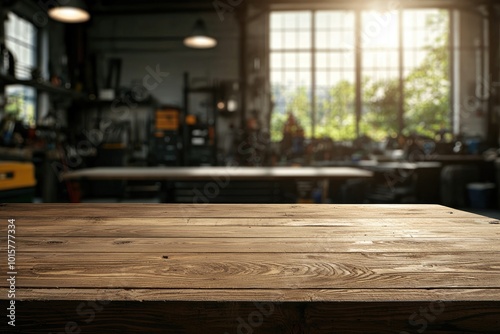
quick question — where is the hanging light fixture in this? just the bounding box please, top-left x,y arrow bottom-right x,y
184,19 -> 217,49
48,0 -> 90,23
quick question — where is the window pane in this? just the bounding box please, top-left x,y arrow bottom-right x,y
5,12 -> 37,126
326,11 -> 343,27
328,53 -> 343,69
342,31 -> 355,47
342,52 -> 355,69
361,10 -> 399,49
283,13 -> 299,29
360,9 -> 400,140
297,71 -> 311,86
298,12 -> 311,29
271,70 -> 283,85
403,9 -> 450,138
271,84 -> 312,140
316,12 -> 329,29
316,52 -> 328,69
316,11 -> 354,51
317,71 -> 328,86
270,13 -> 283,30
271,53 -> 283,69
298,31 -> 311,49
270,31 -> 283,50
316,31 -> 328,49
315,81 -> 356,140
270,8 -> 451,143
298,53 -> 311,69
314,10 -> 356,140
284,32 -> 298,49
270,11 -> 313,141
283,53 -> 297,69
284,71 -> 297,85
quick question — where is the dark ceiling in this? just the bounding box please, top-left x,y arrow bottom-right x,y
86,0 -> 500,15
89,0 -> 231,14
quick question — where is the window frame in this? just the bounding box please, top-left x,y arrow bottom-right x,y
3,9 -> 40,126
269,6 -> 453,141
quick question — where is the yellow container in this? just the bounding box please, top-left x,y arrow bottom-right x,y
156,109 -> 180,131
0,161 -> 36,191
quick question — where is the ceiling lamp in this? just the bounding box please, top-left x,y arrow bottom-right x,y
48,0 -> 90,23
184,19 -> 217,49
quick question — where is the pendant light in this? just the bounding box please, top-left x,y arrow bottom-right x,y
184,19 -> 217,49
48,0 -> 90,23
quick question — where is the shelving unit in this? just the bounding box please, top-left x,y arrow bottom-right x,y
183,73 -> 218,166
0,72 -> 90,203
0,73 -> 87,100
150,106 -> 181,166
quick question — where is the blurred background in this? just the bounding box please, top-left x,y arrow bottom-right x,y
0,0 -> 499,216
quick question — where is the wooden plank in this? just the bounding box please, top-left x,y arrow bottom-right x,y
0,203 -> 498,333
2,216 -> 495,227
2,224 -> 498,238
5,237 -> 500,253
0,203 -> 485,219
5,252 -> 500,289
14,288 -> 500,302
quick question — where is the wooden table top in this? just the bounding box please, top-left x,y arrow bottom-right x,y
61,166 -> 373,181
1,204 -> 499,303
315,160 -> 441,170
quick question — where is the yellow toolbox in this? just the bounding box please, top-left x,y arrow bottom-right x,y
0,161 -> 36,202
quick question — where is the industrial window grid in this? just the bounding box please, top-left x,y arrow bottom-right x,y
270,8 -> 452,140
5,11 -> 38,126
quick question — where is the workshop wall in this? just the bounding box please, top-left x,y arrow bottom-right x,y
88,12 -> 240,107
456,9 -> 490,139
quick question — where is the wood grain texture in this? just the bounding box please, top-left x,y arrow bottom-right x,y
3,224 -> 499,238
0,216 -> 495,226
10,252 -> 500,289
14,288 -> 500,302
6,236 -> 500,253
0,203 -> 484,218
0,203 -> 499,332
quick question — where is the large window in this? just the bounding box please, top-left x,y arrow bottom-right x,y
270,8 -> 451,142
270,12 -> 313,138
403,10 -> 450,138
360,10 -> 400,140
5,12 -> 38,126
315,11 -> 356,140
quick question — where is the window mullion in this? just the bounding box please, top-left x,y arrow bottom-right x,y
311,11 -> 316,139
398,8 -> 405,135
355,10 -> 362,138
450,9 -> 457,135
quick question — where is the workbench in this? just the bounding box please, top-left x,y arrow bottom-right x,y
62,166 -> 373,181
61,166 -> 374,203
1,204 -> 499,333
